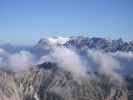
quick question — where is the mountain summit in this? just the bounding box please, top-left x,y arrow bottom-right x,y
37,36 -> 133,52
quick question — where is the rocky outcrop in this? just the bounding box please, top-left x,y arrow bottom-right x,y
0,62 -> 129,100
64,37 -> 133,52
0,71 -> 22,100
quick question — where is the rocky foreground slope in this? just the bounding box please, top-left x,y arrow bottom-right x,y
0,62 -> 131,100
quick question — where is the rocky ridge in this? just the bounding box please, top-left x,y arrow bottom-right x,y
0,62 -> 130,100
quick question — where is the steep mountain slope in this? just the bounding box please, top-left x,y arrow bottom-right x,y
0,62 -> 129,100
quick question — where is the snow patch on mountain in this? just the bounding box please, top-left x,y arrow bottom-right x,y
48,36 -> 70,45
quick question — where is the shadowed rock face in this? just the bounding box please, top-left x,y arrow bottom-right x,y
0,62 -> 130,100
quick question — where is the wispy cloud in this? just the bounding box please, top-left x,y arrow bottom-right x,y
0,48 -> 34,72
51,46 -> 87,78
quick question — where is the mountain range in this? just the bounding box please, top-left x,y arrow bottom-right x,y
0,36 -> 133,100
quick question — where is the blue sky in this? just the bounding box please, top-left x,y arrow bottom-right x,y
0,0 -> 133,44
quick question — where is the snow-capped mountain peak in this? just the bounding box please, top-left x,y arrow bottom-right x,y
37,36 -> 70,50
48,36 -> 70,45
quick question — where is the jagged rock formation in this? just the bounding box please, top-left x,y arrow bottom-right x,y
0,36 -> 133,57
64,37 -> 133,52
0,62 -> 129,100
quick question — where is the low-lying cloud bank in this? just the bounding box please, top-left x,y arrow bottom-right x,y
44,47 -> 133,83
0,48 -> 34,72
0,46 -> 133,84
8,51 -> 33,72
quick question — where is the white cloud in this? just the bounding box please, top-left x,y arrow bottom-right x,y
48,37 -> 70,45
87,49 -> 123,83
51,46 -> 87,78
112,51 -> 133,59
0,48 -> 34,72
8,51 -> 34,72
